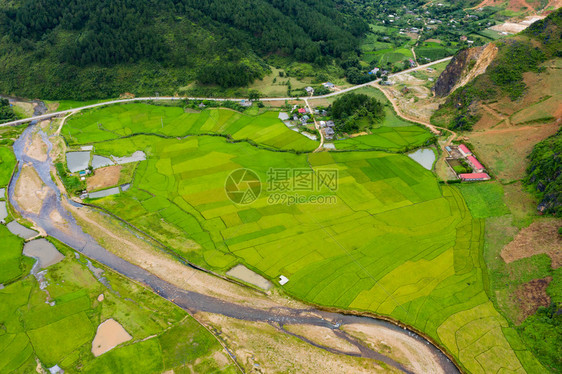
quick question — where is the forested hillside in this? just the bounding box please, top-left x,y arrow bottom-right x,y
0,0 -> 367,99
0,98 -> 17,122
525,128 -> 562,216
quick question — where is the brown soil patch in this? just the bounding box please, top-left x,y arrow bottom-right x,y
87,165 -> 122,192
342,323 -> 445,374
197,313 -> 395,373
501,220 -> 562,267
14,164 -> 49,215
49,208 -> 67,226
284,324 -> 361,354
92,319 -> 132,357
349,131 -> 368,138
27,133 -> 48,162
468,123 -> 559,181
515,277 -> 552,323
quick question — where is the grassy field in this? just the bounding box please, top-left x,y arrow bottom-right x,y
0,146 -> 17,185
414,42 -> 456,63
0,235 -> 236,373
60,102 -> 549,373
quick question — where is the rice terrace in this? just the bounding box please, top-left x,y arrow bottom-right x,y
1,5 -> 561,373
12,98 -> 535,374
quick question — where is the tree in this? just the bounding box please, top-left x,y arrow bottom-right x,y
249,90 -> 261,102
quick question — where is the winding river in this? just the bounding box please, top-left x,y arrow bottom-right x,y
8,122 -> 460,374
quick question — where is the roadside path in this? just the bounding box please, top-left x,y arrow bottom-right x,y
303,98 -> 324,152
0,57 -> 453,129
375,83 -> 457,147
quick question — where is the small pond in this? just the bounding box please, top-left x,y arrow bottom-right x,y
0,201 -> 7,221
23,238 -> 64,269
7,221 -> 38,239
408,148 -> 436,170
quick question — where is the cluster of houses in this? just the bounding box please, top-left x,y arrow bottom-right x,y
291,105 -> 313,126
319,120 -> 336,140
445,144 -> 490,182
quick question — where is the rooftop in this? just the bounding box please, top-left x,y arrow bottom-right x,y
458,144 -> 471,154
467,155 -> 484,170
460,173 -> 490,180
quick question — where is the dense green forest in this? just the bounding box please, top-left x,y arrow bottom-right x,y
0,0 -> 367,99
330,93 -> 385,133
431,9 -> 562,131
0,98 -> 17,123
525,127 -> 562,217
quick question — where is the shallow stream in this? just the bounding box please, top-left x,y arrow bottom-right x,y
8,123 -> 459,373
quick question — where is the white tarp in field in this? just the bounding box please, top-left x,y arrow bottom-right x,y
66,152 -> 90,172
88,187 -> 120,199
112,151 -> 146,165
92,155 -> 114,169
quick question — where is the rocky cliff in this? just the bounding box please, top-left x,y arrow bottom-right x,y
433,43 -> 498,97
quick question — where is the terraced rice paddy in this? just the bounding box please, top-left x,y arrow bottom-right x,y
62,103 -> 545,373
0,237 -> 237,374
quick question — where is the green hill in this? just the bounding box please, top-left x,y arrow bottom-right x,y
0,0 -> 367,99
526,127 -> 562,217
431,8 -> 562,131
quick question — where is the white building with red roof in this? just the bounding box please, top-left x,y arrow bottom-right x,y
459,173 -> 490,181
467,155 -> 485,173
458,144 -> 471,157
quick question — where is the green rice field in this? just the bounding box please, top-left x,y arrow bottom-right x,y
0,236 -> 236,373
66,103 -> 318,152
61,103 -> 546,373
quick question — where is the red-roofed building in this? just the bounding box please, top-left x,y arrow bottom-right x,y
459,173 -> 490,181
458,144 -> 471,157
467,155 -> 484,172
298,108 -> 306,114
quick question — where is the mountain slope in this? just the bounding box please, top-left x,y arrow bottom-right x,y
0,0 -> 367,99
432,8 -> 562,131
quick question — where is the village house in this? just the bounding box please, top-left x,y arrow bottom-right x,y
324,127 -> 335,140
467,155 -> 485,173
458,144 -> 472,157
322,82 -> 336,90
305,86 -> 314,95
459,173 -> 490,181
298,108 -> 307,114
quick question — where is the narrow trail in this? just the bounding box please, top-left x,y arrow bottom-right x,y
304,98 -> 325,152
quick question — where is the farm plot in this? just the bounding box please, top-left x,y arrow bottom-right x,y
0,234 -> 236,374
334,126 -> 433,152
0,146 -> 17,185
65,104 -> 318,152
66,116 -> 542,373
414,42 -> 456,63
